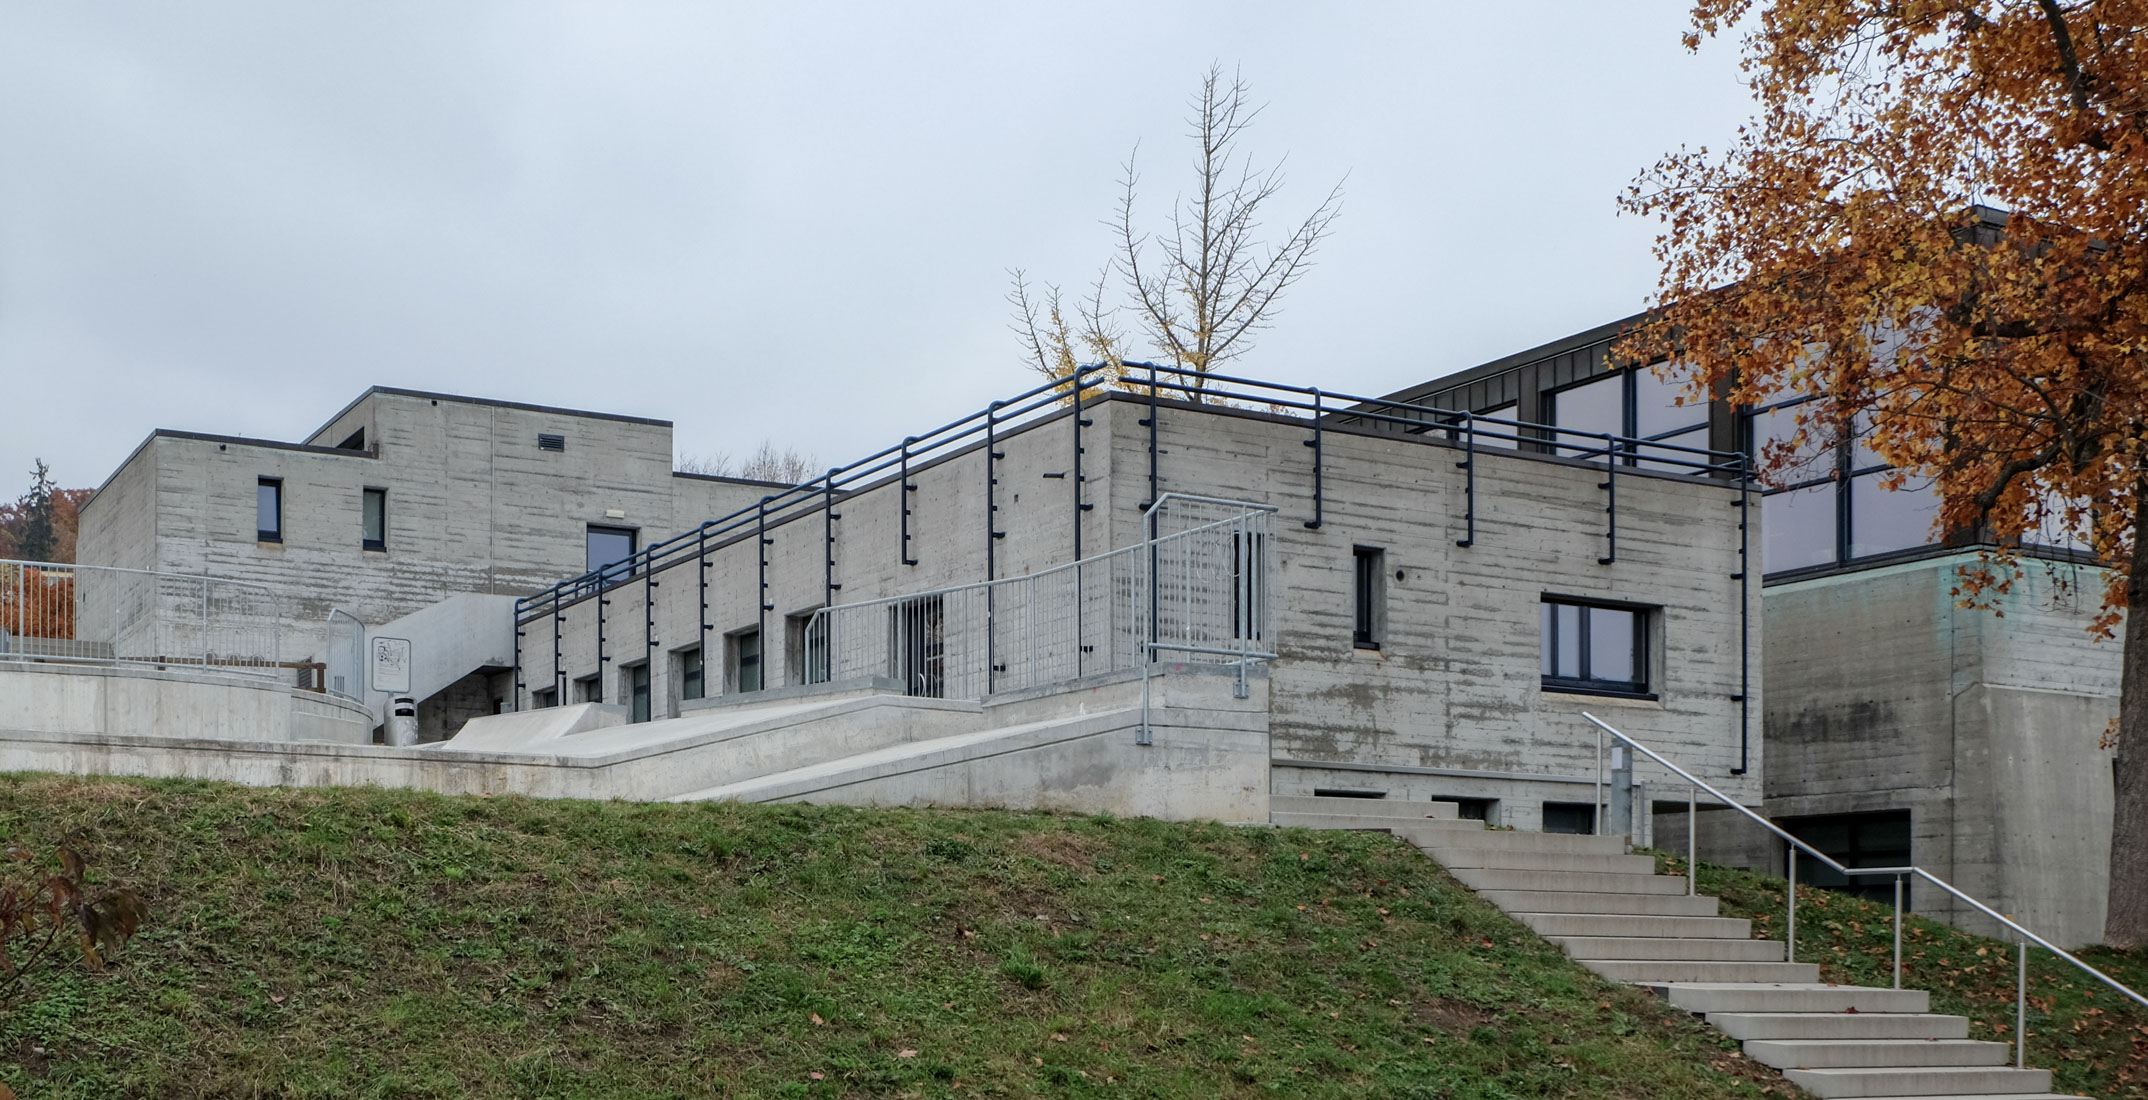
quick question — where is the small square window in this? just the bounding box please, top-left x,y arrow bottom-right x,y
538,433 -> 566,452
586,524 -> 637,576
573,674 -> 602,705
1539,597 -> 1652,696
362,488 -> 387,551
532,687 -> 558,709
257,478 -> 283,542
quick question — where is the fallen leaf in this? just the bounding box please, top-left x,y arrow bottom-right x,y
809,1072 -> 825,1081
810,1012 -> 825,1026
898,1049 -> 918,1059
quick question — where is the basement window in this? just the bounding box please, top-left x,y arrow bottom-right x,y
1539,597 -> 1652,697
729,628 -> 762,694
532,687 -> 558,709
573,674 -> 602,705
1543,801 -> 1597,835
256,478 -> 283,542
624,662 -> 651,723
675,646 -> 704,704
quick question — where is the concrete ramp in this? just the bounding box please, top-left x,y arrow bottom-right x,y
432,702 -> 629,751
669,683 -> 1268,823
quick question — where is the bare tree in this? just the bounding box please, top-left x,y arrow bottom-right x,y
1008,267 -> 1126,398
677,441 -> 820,485
1010,65 -> 1342,396
1117,65 -> 1344,388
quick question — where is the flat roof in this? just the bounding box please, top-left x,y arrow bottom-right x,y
1380,311 -> 1645,405
305,386 -> 672,443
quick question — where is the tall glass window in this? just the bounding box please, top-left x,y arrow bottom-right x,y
361,488 -> 387,551
256,478 -> 283,542
1747,396 -> 1946,575
1546,367 -> 1710,470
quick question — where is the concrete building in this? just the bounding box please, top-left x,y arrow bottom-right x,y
513,367 -> 1761,831
1391,321 -> 2119,946
76,387 -> 780,739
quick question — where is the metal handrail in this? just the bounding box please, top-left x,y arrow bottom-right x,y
515,362 -> 1750,620
1579,711 -> 2148,1072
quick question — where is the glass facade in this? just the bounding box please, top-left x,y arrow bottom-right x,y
1749,397 -> 1946,575
1543,367 -> 1710,469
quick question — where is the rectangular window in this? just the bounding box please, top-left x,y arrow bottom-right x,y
729,628 -> 762,694
586,524 -> 637,576
1233,531 -> 1268,641
625,662 -> 650,723
362,488 -> 387,551
1543,801 -> 1598,835
532,686 -> 558,708
1352,546 -> 1385,650
1539,598 -> 1650,696
1545,372 -> 1625,458
677,646 -> 704,703
1785,810 -> 1912,905
537,432 -> 566,452
256,478 -> 283,542
573,674 -> 602,704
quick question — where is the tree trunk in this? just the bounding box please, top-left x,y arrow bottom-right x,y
2106,492 -> 2148,948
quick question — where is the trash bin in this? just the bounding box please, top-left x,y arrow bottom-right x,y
386,695 -> 419,747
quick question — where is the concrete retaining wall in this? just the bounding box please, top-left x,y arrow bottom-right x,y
0,661 -> 373,746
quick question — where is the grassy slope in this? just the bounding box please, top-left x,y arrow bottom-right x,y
0,775 -> 1801,1100
1646,853 -> 2148,1099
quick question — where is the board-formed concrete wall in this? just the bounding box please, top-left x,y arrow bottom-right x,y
0,661 -> 373,746
76,389 -> 779,718
526,392 -> 1759,822
1760,553 -> 2117,947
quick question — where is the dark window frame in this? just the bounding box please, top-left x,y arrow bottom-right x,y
677,645 -> 705,704
586,524 -> 638,578
1352,546 -> 1385,650
537,432 -> 566,452
729,627 -> 763,694
256,477 -> 283,543
361,487 -> 388,551
1539,595 -> 1653,698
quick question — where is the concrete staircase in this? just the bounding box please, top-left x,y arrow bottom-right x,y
1274,797 -> 2069,1100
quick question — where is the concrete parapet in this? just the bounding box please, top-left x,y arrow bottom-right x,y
0,660 -> 372,746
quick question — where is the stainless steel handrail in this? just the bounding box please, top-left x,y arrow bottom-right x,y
1580,711 -> 2148,1071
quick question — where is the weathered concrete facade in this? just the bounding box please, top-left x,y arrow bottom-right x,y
76,388 -> 778,737
1757,554 -> 2118,947
523,391 -> 1760,824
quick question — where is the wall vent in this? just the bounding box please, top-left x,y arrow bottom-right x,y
537,433 -> 566,452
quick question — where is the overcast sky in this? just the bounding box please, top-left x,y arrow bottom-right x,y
0,2 -> 1754,494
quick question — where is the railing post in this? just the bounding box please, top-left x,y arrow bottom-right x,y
1687,785 -> 1697,896
1893,875 -> 1904,988
2017,938 -> 2028,1069
200,575 -> 210,669
1595,727 -> 1605,835
1787,854 -> 1798,964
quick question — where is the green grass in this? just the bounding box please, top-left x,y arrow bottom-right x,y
0,775 -> 1803,1100
1644,851 -> 2148,1099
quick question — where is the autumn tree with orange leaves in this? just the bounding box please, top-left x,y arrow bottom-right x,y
1619,1 -> 2148,945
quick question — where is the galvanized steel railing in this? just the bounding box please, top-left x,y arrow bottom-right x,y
0,558 -> 282,679
1581,711 -> 2148,1071
512,361 -> 1749,622
805,500 -> 1275,705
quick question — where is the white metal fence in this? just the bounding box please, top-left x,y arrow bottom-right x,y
807,501 -> 1275,701
0,559 -> 282,679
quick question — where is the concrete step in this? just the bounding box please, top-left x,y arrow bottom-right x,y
1782,1065 -> 2051,1099
1744,1038 -> 2010,1071
1270,811 -> 1487,834
1513,912 -> 1751,939
1653,983 -> 1931,1016
1550,935 -> 1785,962
1481,889 -> 1720,916
1447,866 -> 1689,895
1403,827 -> 1630,856
1270,795 -> 1459,820
1708,1012 -> 1970,1041
1419,847 -> 1658,875
1585,960 -> 1823,983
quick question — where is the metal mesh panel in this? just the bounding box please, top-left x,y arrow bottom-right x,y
810,504 -> 1273,701
0,559 -> 281,676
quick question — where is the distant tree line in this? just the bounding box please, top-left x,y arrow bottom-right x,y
0,460 -> 92,564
